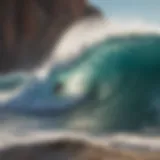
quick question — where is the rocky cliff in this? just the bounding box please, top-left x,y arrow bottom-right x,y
0,0 -> 101,73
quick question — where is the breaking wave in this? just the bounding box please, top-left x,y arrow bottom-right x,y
0,17 -> 160,150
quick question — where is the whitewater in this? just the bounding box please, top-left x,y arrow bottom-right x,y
0,16 -> 160,151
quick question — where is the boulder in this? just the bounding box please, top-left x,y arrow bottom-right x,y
0,138 -> 159,160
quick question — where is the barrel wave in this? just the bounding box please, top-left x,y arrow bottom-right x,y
0,32 -> 160,132
51,33 -> 160,131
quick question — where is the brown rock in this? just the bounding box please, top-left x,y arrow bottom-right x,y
0,139 -> 159,160
0,0 -> 101,73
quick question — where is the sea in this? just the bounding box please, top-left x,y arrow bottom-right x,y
0,16 -> 160,151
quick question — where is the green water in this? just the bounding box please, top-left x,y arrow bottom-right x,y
1,33 -> 160,132
52,34 -> 160,131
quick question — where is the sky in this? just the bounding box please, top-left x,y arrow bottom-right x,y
90,0 -> 160,24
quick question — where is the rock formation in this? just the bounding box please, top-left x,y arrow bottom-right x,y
0,0 -> 101,73
0,139 -> 159,160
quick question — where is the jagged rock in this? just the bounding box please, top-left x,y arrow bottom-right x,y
0,0 -> 101,73
0,139 -> 159,160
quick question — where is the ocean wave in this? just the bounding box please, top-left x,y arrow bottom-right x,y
0,17 -> 160,149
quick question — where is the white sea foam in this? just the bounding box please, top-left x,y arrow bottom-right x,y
0,128 -> 160,151
34,16 -> 160,80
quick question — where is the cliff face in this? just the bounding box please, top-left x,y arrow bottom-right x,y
0,0 -> 101,73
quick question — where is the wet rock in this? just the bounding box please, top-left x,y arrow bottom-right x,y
0,138 -> 159,160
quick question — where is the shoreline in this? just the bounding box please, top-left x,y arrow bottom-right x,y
0,138 -> 159,160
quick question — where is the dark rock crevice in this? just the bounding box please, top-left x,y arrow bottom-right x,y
0,0 -> 102,73
0,138 -> 159,160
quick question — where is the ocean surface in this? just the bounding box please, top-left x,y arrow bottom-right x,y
0,17 -> 160,151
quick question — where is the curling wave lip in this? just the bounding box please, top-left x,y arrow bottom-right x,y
0,80 -> 88,116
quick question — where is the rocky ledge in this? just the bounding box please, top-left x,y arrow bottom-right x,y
0,138 -> 159,160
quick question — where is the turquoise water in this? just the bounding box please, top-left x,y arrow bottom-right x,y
0,33 -> 160,132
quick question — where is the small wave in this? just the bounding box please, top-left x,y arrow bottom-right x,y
0,128 -> 160,152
